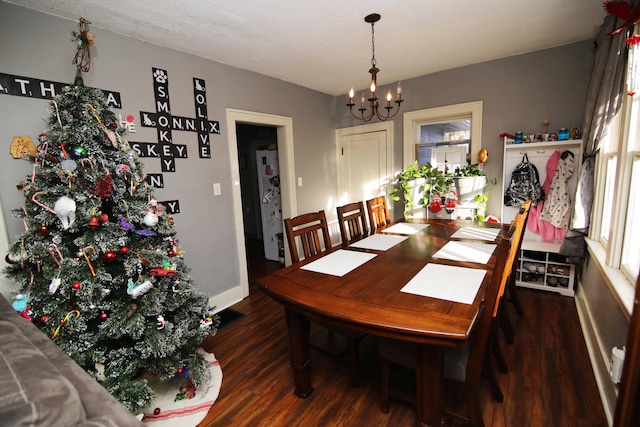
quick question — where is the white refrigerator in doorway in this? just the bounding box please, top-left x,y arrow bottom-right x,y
256,149 -> 283,262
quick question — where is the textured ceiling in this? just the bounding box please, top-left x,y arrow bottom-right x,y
6,0 -> 606,96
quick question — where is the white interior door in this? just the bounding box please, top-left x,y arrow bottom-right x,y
338,129 -> 391,206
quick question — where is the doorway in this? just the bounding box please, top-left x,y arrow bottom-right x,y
236,124 -> 283,292
225,109 -> 297,299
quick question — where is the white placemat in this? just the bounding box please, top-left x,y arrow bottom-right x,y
432,241 -> 497,264
400,263 -> 487,304
301,249 -> 377,277
349,234 -> 408,251
381,222 -> 428,235
450,226 -> 500,241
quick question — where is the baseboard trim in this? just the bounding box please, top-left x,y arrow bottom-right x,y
209,286 -> 244,314
575,285 -> 616,426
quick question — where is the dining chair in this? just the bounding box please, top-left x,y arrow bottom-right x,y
283,210 -> 364,386
506,199 -> 532,320
336,201 -> 369,244
490,210 -> 528,381
366,195 -> 391,231
378,231 -> 512,427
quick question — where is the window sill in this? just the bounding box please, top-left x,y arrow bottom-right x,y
585,238 -> 634,319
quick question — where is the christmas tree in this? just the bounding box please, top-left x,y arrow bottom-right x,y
4,19 -> 218,414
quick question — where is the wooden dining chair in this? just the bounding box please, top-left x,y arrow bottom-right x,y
366,195 -> 391,231
506,199 -> 532,320
378,231 -> 512,427
283,210 -> 364,386
336,201 -> 369,244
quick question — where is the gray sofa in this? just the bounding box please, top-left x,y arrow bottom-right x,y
0,293 -> 143,427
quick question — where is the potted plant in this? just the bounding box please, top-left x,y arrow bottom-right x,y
390,161 -> 453,217
452,164 -> 496,220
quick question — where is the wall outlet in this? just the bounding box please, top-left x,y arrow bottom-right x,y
297,177 -> 302,187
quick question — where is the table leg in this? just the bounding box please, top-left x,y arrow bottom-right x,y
416,343 -> 444,426
284,307 -> 313,398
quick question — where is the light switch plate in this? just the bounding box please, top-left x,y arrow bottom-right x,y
213,183 -> 221,195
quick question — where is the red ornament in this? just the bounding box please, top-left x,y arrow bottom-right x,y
72,281 -> 81,290
39,224 -> 49,234
103,251 -> 117,263
153,408 -> 161,416
40,314 -> 49,323
88,217 -> 100,229
167,249 -> 176,257
119,246 -> 130,254
177,367 -> 184,375
100,213 -> 109,223
99,312 -> 109,321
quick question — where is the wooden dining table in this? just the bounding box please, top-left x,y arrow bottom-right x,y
258,218 -> 511,426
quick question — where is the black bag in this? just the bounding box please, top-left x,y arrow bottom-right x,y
504,153 -> 543,206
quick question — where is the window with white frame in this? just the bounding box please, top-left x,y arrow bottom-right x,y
593,67 -> 640,286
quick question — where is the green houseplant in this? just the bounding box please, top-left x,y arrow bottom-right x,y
452,164 -> 495,221
390,161 -> 453,217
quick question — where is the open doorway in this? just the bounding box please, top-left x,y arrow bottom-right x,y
236,124 -> 284,293
226,109 -> 297,300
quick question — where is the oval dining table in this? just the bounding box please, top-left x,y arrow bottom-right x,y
258,218 -> 511,426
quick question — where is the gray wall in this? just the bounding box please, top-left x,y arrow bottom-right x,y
0,2 -> 336,299
335,41 -> 593,219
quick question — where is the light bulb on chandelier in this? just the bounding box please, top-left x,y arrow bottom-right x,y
346,13 -> 404,122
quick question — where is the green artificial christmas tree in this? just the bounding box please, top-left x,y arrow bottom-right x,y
4,20 -> 218,414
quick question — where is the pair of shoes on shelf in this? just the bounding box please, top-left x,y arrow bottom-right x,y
548,265 -> 569,275
558,277 -> 569,287
523,262 -> 545,274
547,277 -> 558,287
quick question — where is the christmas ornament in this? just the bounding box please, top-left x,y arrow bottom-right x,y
127,279 -> 153,299
40,314 -> 49,323
95,363 -> 107,381
54,196 -> 77,229
31,191 -> 57,214
126,304 -> 138,319
48,243 -> 64,267
72,17 -> 93,72
143,212 -> 159,227
99,311 -> 109,321
60,159 -> 77,171
100,213 -> 109,223
154,408 -> 161,416
49,277 -> 62,294
11,294 -> 28,312
52,310 -> 80,338
39,224 -> 49,234
103,251 -> 117,263
88,217 -> 100,229
428,196 -> 442,213
156,314 -> 165,330
94,174 -> 114,198
82,245 -> 97,276
72,281 -> 81,290
119,215 -> 157,236
167,249 -> 176,257
119,246 -> 130,254
70,145 -> 88,159
115,164 -> 131,177
9,135 -> 37,159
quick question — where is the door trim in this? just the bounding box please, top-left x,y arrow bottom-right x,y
226,109 -> 296,299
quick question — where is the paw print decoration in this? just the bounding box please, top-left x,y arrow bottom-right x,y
153,69 -> 167,84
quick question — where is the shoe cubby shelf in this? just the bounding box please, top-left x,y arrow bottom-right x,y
515,240 -> 575,297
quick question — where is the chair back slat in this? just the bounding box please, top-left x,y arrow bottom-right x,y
284,210 -> 332,263
337,201 -> 369,244
366,196 -> 391,231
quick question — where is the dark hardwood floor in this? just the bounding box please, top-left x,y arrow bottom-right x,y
199,240 -> 606,426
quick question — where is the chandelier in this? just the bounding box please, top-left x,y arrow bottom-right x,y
347,13 -> 403,122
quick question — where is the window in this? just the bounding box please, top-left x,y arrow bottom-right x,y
593,75 -> 640,285
402,101 -> 482,171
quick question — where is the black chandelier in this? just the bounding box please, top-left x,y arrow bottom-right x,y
347,13 -> 403,122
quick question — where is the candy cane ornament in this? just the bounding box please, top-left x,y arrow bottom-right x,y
31,192 -> 57,214
52,310 -> 80,339
83,245 -> 97,276
48,243 -> 64,267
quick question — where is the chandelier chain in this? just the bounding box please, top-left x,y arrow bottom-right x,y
371,21 -> 376,68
